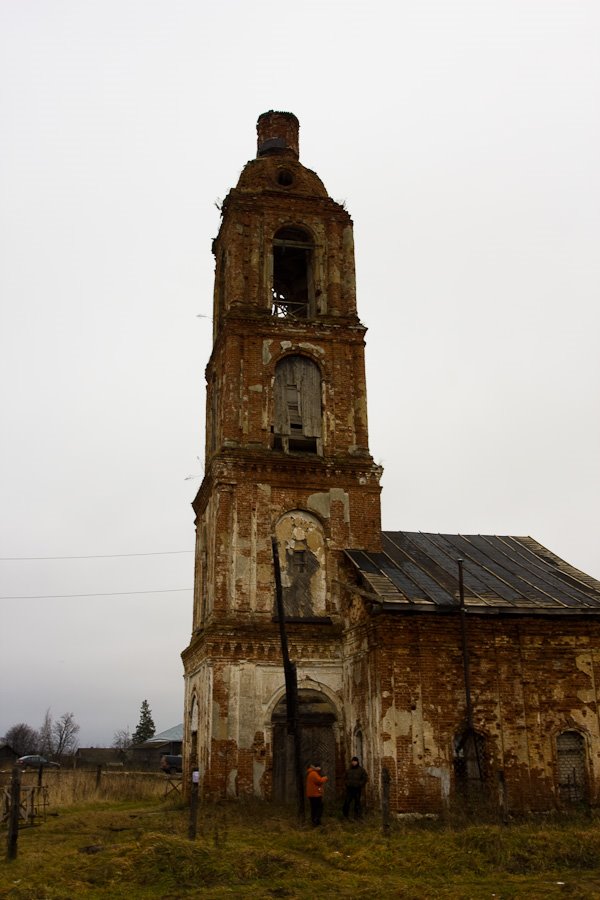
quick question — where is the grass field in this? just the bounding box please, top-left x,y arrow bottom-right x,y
2,774 -> 600,898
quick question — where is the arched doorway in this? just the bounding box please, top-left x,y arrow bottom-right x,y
271,688 -> 337,803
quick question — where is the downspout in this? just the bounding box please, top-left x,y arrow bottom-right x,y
457,558 -> 483,781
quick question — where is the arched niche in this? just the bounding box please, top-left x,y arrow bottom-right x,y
274,510 -> 327,618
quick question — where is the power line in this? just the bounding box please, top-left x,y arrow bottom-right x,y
1,588 -> 192,600
0,550 -> 194,561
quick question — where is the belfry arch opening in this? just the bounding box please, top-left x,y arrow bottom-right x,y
271,226 -> 313,319
271,688 -> 337,804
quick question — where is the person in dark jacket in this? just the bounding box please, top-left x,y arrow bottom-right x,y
342,756 -> 368,819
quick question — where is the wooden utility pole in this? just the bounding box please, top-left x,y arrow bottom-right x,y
6,766 -> 21,861
272,537 -> 305,822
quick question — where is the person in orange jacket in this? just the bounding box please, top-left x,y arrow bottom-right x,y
306,762 -> 328,826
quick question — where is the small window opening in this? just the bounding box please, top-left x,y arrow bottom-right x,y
276,169 -> 294,187
272,227 -> 313,319
292,549 -> 307,574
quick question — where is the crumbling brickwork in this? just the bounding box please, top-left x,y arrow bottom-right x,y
343,606 -> 600,813
182,111 -> 381,801
182,111 -> 600,814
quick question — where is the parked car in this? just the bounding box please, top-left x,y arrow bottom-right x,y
16,755 -> 60,769
160,754 -> 182,774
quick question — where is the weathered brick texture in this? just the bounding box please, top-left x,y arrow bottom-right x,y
182,112 -> 600,814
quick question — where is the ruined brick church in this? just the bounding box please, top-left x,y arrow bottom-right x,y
182,111 -> 600,813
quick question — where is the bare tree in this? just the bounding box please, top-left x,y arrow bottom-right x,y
3,723 -> 39,756
112,728 -> 132,752
52,712 -> 80,759
38,709 -> 55,757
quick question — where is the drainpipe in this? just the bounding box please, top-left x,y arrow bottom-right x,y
457,558 -> 483,781
457,559 -> 474,731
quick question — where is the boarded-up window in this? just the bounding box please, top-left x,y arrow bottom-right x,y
273,356 -> 322,454
271,227 -> 313,318
557,731 -> 587,803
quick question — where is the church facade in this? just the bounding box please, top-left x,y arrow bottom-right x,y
182,112 -> 600,813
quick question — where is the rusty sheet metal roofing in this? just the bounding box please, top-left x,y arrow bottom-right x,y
345,532 -> 600,615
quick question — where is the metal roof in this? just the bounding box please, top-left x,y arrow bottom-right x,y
144,724 -> 183,744
345,532 -> 600,615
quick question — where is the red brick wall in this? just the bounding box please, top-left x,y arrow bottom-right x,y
343,610 -> 600,813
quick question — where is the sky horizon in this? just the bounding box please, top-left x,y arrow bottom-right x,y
1,0 -> 598,747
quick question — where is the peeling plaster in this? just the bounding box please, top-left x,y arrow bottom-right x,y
298,342 -> 325,356
227,768 -> 238,798
426,767 -> 451,801
253,759 -> 265,797
307,488 -> 350,524
262,340 -> 272,364
382,704 -> 412,755
307,492 -> 331,519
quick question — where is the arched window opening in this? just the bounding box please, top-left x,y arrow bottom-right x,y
454,729 -> 486,798
557,731 -> 587,803
272,227 -> 313,319
273,355 -> 322,454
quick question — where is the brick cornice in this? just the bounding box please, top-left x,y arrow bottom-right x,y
192,452 -> 382,515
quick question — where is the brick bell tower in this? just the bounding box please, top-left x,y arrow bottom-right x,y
182,111 -> 382,801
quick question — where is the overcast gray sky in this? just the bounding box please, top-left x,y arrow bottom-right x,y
1,0 -> 599,747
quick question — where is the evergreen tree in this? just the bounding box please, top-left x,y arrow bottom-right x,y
132,700 -> 155,744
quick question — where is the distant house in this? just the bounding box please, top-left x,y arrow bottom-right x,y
0,742 -> 18,768
130,724 -> 183,770
75,748 -> 126,768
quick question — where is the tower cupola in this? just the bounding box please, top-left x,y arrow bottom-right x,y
257,110 -> 300,159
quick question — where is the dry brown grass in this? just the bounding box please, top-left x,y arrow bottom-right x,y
3,785 -> 600,898
0,767 -> 169,810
